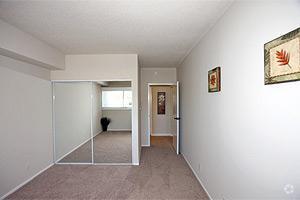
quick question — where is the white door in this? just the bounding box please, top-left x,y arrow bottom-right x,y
171,81 -> 180,154
176,81 -> 180,154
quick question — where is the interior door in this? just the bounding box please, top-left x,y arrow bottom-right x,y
172,81 -> 180,154
176,81 -> 180,154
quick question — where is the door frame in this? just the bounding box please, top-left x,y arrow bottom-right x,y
147,83 -> 177,147
52,79 -> 134,165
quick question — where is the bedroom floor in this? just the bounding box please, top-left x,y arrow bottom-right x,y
7,136 -> 208,200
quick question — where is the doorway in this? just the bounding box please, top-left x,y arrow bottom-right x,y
147,82 -> 180,154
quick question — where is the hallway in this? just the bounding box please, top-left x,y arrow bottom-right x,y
7,137 -> 208,199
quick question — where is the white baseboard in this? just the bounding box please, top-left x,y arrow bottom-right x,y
1,163 -> 54,200
93,131 -> 102,137
107,129 -> 132,131
56,131 -> 104,163
56,131 -> 102,163
55,136 -> 91,163
151,133 -> 173,136
181,153 -> 213,200
93,163 -> 132,166
142,144 -> 150,147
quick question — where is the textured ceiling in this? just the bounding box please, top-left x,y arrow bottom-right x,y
0,0 -> 232,68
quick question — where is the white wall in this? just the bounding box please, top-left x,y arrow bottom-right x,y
51,54 -> 140,164
92,83 -> 102,136
140,68 -> 177,146
178,1 -> 300,199
0,19 -> 65,70
0,56 -> 53,198
102,110 -> 132,131
54,82 -> 92,161
151,86 -> 172,136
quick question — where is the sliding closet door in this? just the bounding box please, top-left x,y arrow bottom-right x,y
54,82 -> 92,163
93,84 -> 132,163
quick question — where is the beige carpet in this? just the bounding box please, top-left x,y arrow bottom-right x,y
60,131 -> 132,163
7,136 -> 209,200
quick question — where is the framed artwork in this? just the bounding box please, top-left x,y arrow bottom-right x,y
208,67 -> 221,92
157,92 -> 166,115
264,28 -> 300,84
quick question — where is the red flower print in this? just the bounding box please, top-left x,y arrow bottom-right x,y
210,74 -> 216,86
276,49 -> 291,68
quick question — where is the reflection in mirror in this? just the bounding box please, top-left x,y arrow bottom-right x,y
93,81 -> 132,163
54,82 -> 92,163
53,81 -> 132,164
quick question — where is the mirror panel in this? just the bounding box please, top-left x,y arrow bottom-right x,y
93,81 -> 132,163
53,81 -> 132,164
54,82 -> 92,163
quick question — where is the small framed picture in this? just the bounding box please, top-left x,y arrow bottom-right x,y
208,67 -> 221,92
157,92 -> 166,115
264,28 -> 300,84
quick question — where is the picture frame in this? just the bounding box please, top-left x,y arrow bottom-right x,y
264,28 -> 300,85
208,67 -> 221,92
157,92 -> 166,115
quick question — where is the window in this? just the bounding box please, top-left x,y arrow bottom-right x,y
102,88 -> 132,109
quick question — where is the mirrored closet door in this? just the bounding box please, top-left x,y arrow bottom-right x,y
93,81 -> 132,163
53,81 -> 132,164
54,82 -> 92,164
